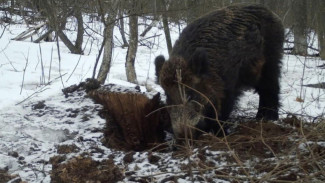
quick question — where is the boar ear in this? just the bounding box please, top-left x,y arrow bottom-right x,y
155,55 -> 166,72
189,48 -> 209,75
155,55 -> 166,83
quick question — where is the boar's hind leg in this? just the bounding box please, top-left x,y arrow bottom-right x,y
255,17 -> 283,121
255,47 -> 282,120
255,65 -> 280,120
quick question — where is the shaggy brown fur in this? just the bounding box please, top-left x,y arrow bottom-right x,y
156,4 -> 284,138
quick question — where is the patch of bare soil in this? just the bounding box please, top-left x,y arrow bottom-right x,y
56,144 -> 80,154
50,155 -> 123,183
0,169 -> 19,183
200,120 -> 294,159
181,116 -> 325,182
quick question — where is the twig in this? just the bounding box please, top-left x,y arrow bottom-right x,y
299,120 -> 325,176
20,49 -> 30,95
16,73 -> 67,105
48,46 -> 53,82
82,33 -> 92,54
12,22 -> 46,41
258,122 -> 283,183
140,19 -> 158,37
0,23 -> 9,38
38,43 -> 45,85
177,81 -> 255,182
66,54 -> 82,82
56,34 -> 65,88
139,34 -> 162,42
34,28 -> 53,43
92,34 -> 106,79
299,56 -> 307,100
284,40 -> 319,52
0,41 -> 10,53
3,51 -> 18,72
260,122 -> 277,158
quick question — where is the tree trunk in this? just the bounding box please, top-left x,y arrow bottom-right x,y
56,8 -> 84,54
97,25 -> 115,84
74,8 -> 84,54
10,0 -> 15,12
186,0 -> 201,23
34,28 -> 54,43
37,0 -> 83,54
292,0 -> 308,56
57,29 -> 82,54
88,84 -> 167,151
118,9 -> 129,48
95,0 -> 119,84
317,0 -> 325,59
140,20 -> 158,37
125,8 -> 138,84
161,0 -> 172,56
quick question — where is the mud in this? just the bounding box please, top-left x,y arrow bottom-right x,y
50,155 -> 123,183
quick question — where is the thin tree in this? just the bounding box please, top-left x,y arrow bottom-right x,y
34,0 -> 84,54
125,0 -> 138,84
96,0 -> 119,84
317,0 -> 325,59
292,0 -> 308,56
161,0 -> 172,55
186,0 -> 201,23
117,8 -> 129,48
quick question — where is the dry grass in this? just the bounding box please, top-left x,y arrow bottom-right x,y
50,155 -> 123,183
170,116 -> 325,182
154,76 -> 325,182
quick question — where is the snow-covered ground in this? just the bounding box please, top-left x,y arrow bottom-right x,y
0,15 -> 324,183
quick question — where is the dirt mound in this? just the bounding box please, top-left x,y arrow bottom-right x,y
214,121 -> 293,158
179,117 -> 325,182
0,169 -> 20,183
188,117 -> 312,158
50,155 -> 123,183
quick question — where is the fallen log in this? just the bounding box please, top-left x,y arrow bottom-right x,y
12,22 -> 47,41
33,28 -> 54,43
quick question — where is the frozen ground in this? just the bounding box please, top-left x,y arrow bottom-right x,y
0,15 -> 324,183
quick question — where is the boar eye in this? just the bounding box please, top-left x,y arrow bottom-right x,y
186,91 -> 194,100
187,95 -> 193,101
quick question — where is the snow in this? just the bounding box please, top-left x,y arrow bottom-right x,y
0,14 -> 324,183
237,55 -> 325,120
